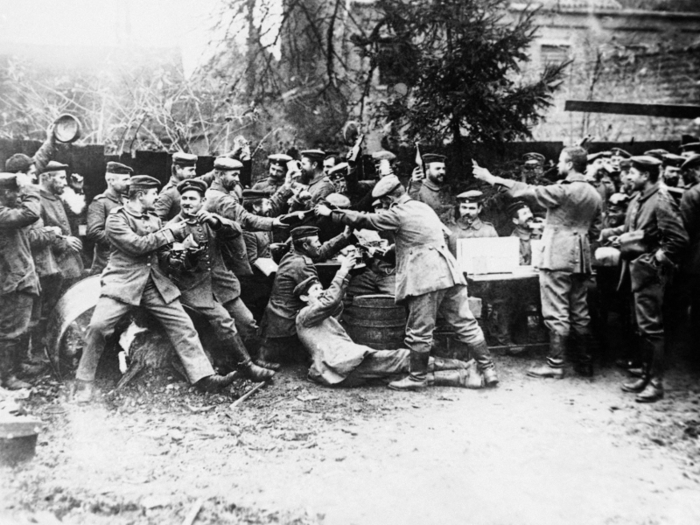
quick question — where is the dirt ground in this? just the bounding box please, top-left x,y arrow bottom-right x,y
2,348 -> 700,525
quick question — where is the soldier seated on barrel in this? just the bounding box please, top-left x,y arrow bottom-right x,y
295,255 -> 484,389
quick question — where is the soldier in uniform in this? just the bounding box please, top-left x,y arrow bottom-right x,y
39,161 -> 84,288
508,201 -> 542,266
5,124 -> 57,183
316,175 -> 498,391
259,226 -> 351,365
251,153 -> 292,195
680,155 -> 700,342
323,154 -> 340,177
204,157 -> 284,232
164,180 -> 276,378
610,148 -> 631,192
299,149 -> 335,206
154,152 -> 198,221
473,146 -> 603,379
521,152 -> 546,184
446,190 -> 498,256
295,258 -> 482,389
73,176 -> 237,403
601,156 -> 688,402
86,161 -> 133,274
0,173 -> 41,390
408,153 -> 455,224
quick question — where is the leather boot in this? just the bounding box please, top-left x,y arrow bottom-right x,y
388,350 -> 429,391
635,378 -> 663,403
622,360 -> 650,393
2,342 -> 31,390
245,333 -> 281,371
429,362 -> 484,389
529,332 -> 566,379
229,333 -> 276,381
571,331 -> 595,377
195,371 -> 239,393
73,379 -> 95,404
429,356 -> 469,372
468,340 -> 498,387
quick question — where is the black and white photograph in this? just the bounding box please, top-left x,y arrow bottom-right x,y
1,0 -> 700,523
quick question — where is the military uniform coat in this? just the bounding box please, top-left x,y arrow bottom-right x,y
27,215 -> 61,278
446,217 -> 498,256
164,214 -> 244,308
101,206 -> 179,305
251,178 -> 284,195
205,180 -> 275,231
87,187 -> 124,272
331,194 -> 465,302
40,188 -> 84,279
307,175 -> 335,206
0,186 -> 41,296
505,174 -> 603,274
681,183 -> 700,279
609,182 -> 688,292
408,179 -> 456,224
154,178 -> 181,222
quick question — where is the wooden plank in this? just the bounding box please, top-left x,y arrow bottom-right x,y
564,100 -> 700,119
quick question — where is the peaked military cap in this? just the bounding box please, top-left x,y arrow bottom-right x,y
506,200 -> 529,217
300,149 -> 326,162
177,179 -> 207,196
327,162 -> 349,178
371,150 -> 397,162
172,152 -> 198,167
294,276 -> 321,298
680,142 -> 700,155
241,189 -> 269,201
456,190 -> 484,203
5,154 -> 34,174
291,226 -> 320,241
41,160 -> 69,174
644,149 -> 669,160
619,158 -> 632,170
611,148 -> 631,158
0,173 -> 19,190
325,193 -> 351,209
130,175 -> 161,191
422,153 -> 446,165
662,153 -> 685,167
213,157 -> 243,171
523,152 -> 545,165
681,154 -> 700,171
106,161 -> 134,175
587,151 -> 611,163
268,153 -> 292,166
630,155 -> 662,171
371,174 -> 402,198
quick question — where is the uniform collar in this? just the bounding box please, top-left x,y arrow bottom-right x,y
105,187 -> 122,202
308,174 -> 329,187
390,194 -> 411,208
210,180 -> 229,194
40,187 -> 59,201
123,204 -> 150,220
638,181 -> 661,203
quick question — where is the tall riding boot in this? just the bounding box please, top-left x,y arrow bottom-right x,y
571,330 -> 595,377
2,342 -> 31,390
429,356 -> 469,372
429,360 -> 483,389
528,332 -> 565,379
636,339 -> 664,403
245,332 -> 281,371
467,340 -> 498,387
622,355 -> 651,393
388,350 -> 430,391
229,333 -> 275,381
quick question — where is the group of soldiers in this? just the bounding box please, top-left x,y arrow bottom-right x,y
1,128 -> 700,404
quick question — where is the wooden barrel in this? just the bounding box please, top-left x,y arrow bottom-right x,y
343,294 -> 407,350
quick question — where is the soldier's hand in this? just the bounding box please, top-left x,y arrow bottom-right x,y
411,166 -> 424,182
655,249 -> 672,267
315,204 -> 332,217
165,221 -> 187,239
46,122 -> 56,142
342,225 -> 353,238
339,253 -> 358,272
65,236 -> 83,252
46,226 -> 62,236
195,210 -> 218,227
271,217 -> 288,229
471,164 -> 495,184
